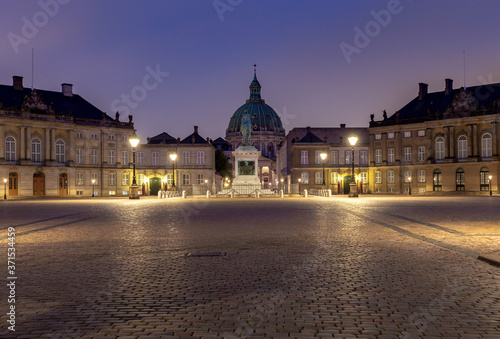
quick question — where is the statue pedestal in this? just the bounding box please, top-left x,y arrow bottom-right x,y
232,146 -> 261,188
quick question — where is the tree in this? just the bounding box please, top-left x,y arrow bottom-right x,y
215,149 -> 232,180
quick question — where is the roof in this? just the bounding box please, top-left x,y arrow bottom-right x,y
212,137 -> 231,151
147,132 -> 177,144
0,84 -> 114,121
289,127 -> 369,145
371,81 -> 500,127
296,130 -> 324,144
180,132 -> 209,144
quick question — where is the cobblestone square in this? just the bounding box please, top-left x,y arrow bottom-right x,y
1,196 -> 499,338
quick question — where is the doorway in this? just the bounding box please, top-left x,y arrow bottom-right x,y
59,173 -> 68,195
33,172 -> 45,195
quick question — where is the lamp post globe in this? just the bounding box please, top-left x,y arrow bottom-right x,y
3,178 -> 7,200
91,179 -> 96,197
408,176 -> 412,195
320,152 -> 327,187
170,153 -> 177,189
347,135 -> 358,197
489,175 -> 493,196
128,132 -> 140,199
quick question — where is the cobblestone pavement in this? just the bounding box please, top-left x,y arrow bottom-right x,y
1,196 -> 499,338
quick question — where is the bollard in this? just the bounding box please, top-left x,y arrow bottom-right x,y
182,191 -> 186,199
304,189 -> 308,198
279,190 -> 284,198
206,190 -> 210,198
231,190 -> 235,198
327,189 -> 331,197
255,190 -> 260,198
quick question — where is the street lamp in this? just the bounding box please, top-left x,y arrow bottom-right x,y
489,175 -> 492,196
3,178 -> 7,200
320,152 -> 327,187
348,135 -> 358,197
91,179 -> 96,197
298,177 -> 302,195
170,153 -> 177,189
129,132 -> 140,199
408,176 -> 412,195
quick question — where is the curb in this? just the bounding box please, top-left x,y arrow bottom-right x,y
478,252 -> 500,267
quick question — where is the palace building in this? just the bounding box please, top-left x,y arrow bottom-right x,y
226,69 -> 285,188
369,79 -> 500,194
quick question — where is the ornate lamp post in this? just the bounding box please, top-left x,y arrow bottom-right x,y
320,152 -> 327,187
408,176 -> 412,195
3,178 -> 7,200
128,132 -> 140,199
489,175 -> 492,196
348,135 -> 358,197
91,179 -> 96,197
170,153 -> 177,189
298,178 -> 302,195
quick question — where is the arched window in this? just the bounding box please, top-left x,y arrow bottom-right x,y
433,169 -> 442,191
268,143 -> 274,157
457,135 -> 467,159
55,140 -> 65,163
5,137 -> 15,162
456,168 -> 465,191
435,137 -> 445,160
32,139 -> 41,162
480,167 -> 490,191
482,133 -> 492,158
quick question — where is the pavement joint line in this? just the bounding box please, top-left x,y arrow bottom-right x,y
0,216 -> 95,239
349,211 -> 478,258
386,214 -> 463,234
3,212 -> 81,228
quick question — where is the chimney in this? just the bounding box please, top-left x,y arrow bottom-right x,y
340,123 -> 346,128
61,83 -> 73,97
13,76 -> 23,90
418,83 -> 428,100
445,78 -> 453,95
194,125 -> 198,134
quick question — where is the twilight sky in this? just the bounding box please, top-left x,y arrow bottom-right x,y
2,0 -> 500,141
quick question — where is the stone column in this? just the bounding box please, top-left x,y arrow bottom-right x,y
473,124 -> 478,157
493,121 -> 498,157
45,129 -> 51,162
448,126 -> 454,158
444,127 -> 449,158
369,134 -> 375,165
467,125 -> 473,158
51,129 -> 56,160
0,125 -> 4,161
26,127 -> 31,161
427,127 -> 432,161
20,126 -> 26,160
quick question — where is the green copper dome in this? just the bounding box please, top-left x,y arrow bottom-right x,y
226,72 -> 285,135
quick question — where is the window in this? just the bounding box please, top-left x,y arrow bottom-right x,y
76,173 -> 84,185
121,136 -> 127,142
31,139 -> 41,162
418,170 -> 426,183
345,150 -> 352,165
404,147 -> 412,162
108,191 -> 116,196
404,131 -> 411,138
76,149 -> 83,164
122,173 -> 129,186
360,172 -> 368,184
121,151 -> 128,165
482,134 -> 492,158
480,167 -> 490,191
76,132 -> 83,139
315,151 -> 322,165
138,174 -> 144,186
458,135 -> 467,159
375,134 -> 382,140
435,138 -> 445,160
166,173 -> 173,186
417,130 -> 425,137
183,151 -> 190,165
55,140 -> 65,163
330,150 -> 338,165
91,173 -> 98,185
108,135 -> 115,141
404,170 -> 412,182
433,169 -> 442,191
387,170 -> 395,184
90,133 -> 98,140
197,151 -> 205,165
152,152 -> 159,166
137,152 -> 144,166
301,172 -> 309,184
76,191 -> 83,196
375,171 -> 382,184
91,149 -> 98,164
359,150 -> 368,165
388,148 -> 395,163
197,173 -> 204,185
456,168 -> 465,191
418,146 -> 425,162
300,151 -> 308,165
315,172 -> 323,185
387,132 -> 394,139
122,190 -> 129,195
331,172 -> 339,184
375,149 -> 382,164
109,173 -> 116,186
108,150 -> 115,165
182,173 -> 190,185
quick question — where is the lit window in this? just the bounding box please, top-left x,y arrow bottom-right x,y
345,150 -> 352,164
301,172 -> 309,184
109,173 -> 116,186
375,171 -> 382,184
418,146 -> 425,162
418,170 -> 426,183
387,170 -> 395,184
122,173 -> 129,186
197,173 -> 204,184
404,170 -> 412,182
331,172 -> 339,184
480,167 -> 490,191
388,148 -> 395,163
91,173 -> 98,185
375,149 -> 382,164
76,173 -> 84,185
315,172 -> 323,184
360,172 -> 368,183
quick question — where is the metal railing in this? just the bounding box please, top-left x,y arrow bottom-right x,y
308,189 -> 332,197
